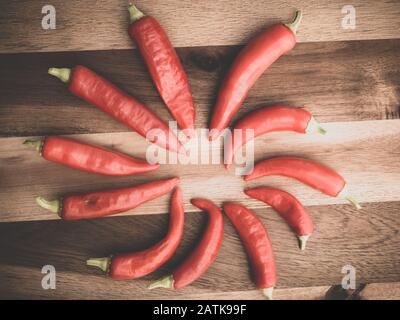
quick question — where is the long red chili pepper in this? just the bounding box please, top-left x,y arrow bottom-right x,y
86,187 -> 184,279
36,177 -> 180,220
225,106 -> 326,168
209,11 -> 302,141
48,65 -> 185,154
128,4 -> 196,138
223,202 -> 276,299
148,198 -> 224,290
23,136 -> 159,176
245,187 -> 314,250
244,157 -> 361,209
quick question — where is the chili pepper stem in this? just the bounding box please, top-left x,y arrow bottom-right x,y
23,139 -> 43,153
147,275 -> 174,290
305,117 -> 327,135
284,10 -> 302,35
298,235 -> 310,251
338,187 -> 362,210
344,195 -> 362,210
262,287 -> 274,300
36,197 -> 61,215
86,257 -> 111,273
48,68 -> 71,83
128,3 -> 145,23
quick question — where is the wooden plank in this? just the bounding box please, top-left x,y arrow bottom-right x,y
1,119 -> 400,222
0,0 -> 399,54
1,39 -> 399,137
0,201 -> 398,299
359,282 -> 400,300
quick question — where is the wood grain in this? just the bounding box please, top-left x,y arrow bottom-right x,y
1,0 -> 400,54
0,0 -> 399,301
0,201 -> 398,299
1,39 -> 399,137
1,119 -> 400,222
359,282 -> 400,300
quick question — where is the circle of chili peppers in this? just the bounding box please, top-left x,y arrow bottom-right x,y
29,4 -> 363,300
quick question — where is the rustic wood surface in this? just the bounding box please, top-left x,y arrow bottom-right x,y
1,119 -> 400,222
0,202 -> 399,299
1,0 -> 400,53
1,39 -> 399,137
0,0 -> 399,299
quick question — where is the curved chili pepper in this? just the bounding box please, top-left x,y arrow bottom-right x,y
36,177 -> 180,220
244,157 -> 361,209
48,66 -> 185,154
225,106 -> 326,168
209,11 -> 302,141
245,187 -> 314,250
148,198 -> 224,290
86,187 -> 184,279
23,136 -> 159,176
128,4 -> 196,138
223,202 -> 276,299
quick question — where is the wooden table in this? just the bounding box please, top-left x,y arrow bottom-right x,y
0,0 -> 399,300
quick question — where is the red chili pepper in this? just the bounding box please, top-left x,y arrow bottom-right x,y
128,4 -> 196,138
245,187 -> 314,250
244,157 -> 361,209
148,198 -> 224,290
223,202 -> 276,299
209,11 -> 302,141
36,177 -> 180,220
23,136 -> 159,176
86,187 -> 184,279
48,66 -> 185,154
225,106 -> 326,168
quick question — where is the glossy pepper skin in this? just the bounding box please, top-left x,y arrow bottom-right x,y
24,136 -> 159,176
245,187 -> 314,250
148,198 -> 224,290
87,188 -> 184,279
245,157 -> 345,196
244,157 -> 361,209
128,4 -> 196,137
223,202 -> 276,299
36,178 -> 180,221
48,66 -> 185,154
225,106 -> 326,168
209,11 -> 302,141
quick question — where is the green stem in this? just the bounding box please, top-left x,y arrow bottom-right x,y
86,257 -> 111,273
306,117 -> 327,135
298,234 -> 311,251
36,197 -> 61,215
48,67 -> 71,83
128,3 -> 145,23
23,139 -> 43,153
147,275 -> 174,290
284,10 -> 302,34
318,126 -> 327,135
345,195 -> 362,210
262,287 -> 274,300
